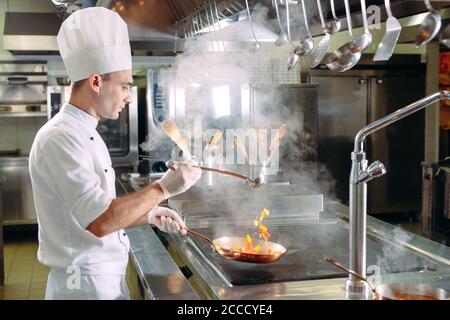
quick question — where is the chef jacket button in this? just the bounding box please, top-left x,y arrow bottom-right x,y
123,233 -> 126,236
90,137 -> 94,141
104,169 -> 108,173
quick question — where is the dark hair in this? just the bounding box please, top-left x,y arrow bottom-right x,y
71,72 -> 112,90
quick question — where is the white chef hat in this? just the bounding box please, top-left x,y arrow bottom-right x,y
57,7 -> 132,83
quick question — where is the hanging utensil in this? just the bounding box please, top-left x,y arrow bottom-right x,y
325,0 -> 362,72
325,0 -> 342,35
204,130 -> 224,154
285,0 -> 299,71
186,227 -> 287,263
352,0 -> 372,53
273,0 -> 288,47
293,0 -> 314,56
166,160 -> 264,188
162,119 -> 190,157
234,134 -> 249,162
374,0 -> 402,61
415,0 -> 442,47
311,0 -> 332,68
244,0 -> 261,52
267,124 -> 288,163
439,24 -> 450,48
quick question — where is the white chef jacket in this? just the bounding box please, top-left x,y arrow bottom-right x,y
29,103 -> 130,276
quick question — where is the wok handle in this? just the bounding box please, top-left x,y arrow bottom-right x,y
184,227 -> 215,247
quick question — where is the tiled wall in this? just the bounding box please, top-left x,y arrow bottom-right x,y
0,117 -> 47,155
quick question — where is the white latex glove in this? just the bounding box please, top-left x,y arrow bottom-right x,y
148,206 -> 187,235
157,159 -> 202,199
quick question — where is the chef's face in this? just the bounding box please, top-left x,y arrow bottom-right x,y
98,70 -> 134,120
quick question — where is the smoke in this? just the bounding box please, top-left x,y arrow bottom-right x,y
144,1 -> 339,243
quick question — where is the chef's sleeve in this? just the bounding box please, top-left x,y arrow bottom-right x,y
40,131 -> 113,229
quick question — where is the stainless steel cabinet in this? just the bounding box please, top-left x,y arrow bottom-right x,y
312,70 -> 425,215
0,158 -> 37,224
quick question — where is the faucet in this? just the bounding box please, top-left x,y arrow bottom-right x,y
347,91 -> 450,296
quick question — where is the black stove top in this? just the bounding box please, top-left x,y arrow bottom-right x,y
189,222 -> 439,286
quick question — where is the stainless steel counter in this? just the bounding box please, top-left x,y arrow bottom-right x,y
122,177 -> 450,300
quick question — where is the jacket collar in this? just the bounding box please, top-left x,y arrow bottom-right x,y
60,103 -> 99,129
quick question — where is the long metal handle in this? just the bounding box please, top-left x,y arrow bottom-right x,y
384,0 -> 394,18
274,0 -> 285,33
330,0 -> 338,20
245,0 -> 259,43
165,159 -> 251,181
184,227 -> 216,247
286,0 -> 291,41
424,0 -> 435,12
344,0 -> 354,39
198,166 -> 250,181
316,0 -> 326,29
301,0 -> 311,36
360,0 -> 370,34
354,91 -> 450,153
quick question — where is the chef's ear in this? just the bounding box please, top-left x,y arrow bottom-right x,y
89,74 -> 103,94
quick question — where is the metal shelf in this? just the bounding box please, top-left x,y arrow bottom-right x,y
0,112 -> 47,118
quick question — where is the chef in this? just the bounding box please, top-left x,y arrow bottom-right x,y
29,7 -> 201,300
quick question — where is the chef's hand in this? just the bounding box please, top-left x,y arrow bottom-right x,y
156,159 -> 202,199
148,206 -> 187,235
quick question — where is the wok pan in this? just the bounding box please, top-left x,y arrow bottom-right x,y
326,258 -> 449,300
186,228 -> 286,263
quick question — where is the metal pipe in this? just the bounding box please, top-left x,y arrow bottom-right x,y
347,91 -> 450,296
354,91 -> 450,153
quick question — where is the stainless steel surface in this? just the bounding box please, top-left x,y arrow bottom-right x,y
126,225 -> 200,300
313,69 -> 426,215
327,258 -> 449,299
373,0 -> 402,62
347,91 -> 450,296
124,176 -> 450,300
0,61 -> 47,118
0,157 -> 37,224
115,178 -> 200,300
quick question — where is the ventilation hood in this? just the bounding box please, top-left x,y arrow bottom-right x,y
2,11 -> 184,54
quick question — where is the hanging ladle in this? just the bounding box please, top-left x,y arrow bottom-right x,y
286,0 -> 300,71
273,0 -> 288,47
325,0 -> 342,35
415,0 -> 442,47
244,0 -> 261,52
166,160 -> 264,188
293,0 -> 314,56
325,0 -> 361,72
311,0 -> 332,68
